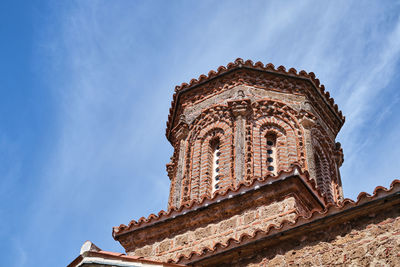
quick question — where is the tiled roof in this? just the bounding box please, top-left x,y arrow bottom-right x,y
68,248 -> 185,267
166,58 -> 345,140
112,165 -> 326,238
169,179 -> 400,264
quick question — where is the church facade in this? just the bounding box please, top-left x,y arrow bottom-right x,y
69,59 -> 400,267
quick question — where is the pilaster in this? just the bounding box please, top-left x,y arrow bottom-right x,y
172,116 -> 189,208
300,116 -> 317,182
228,98 -> 251,184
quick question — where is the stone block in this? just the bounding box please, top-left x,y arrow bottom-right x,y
194,226 -> 212,240
220,217 -> 237,232
243,211 -> 256,225
175,234 -> 189,247
134,245 -> 153,257
158,240 -> 172,253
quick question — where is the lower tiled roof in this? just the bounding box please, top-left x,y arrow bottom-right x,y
169,179 -> 400,264
68,249 -> 185,267
113,165 -> 325,238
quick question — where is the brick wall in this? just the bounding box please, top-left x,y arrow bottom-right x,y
130,197 -> 298,263
168,80 -> 343,209
232,206 -> 400,266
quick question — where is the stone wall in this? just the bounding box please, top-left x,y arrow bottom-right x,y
130,197 -> 298,263
232,205 -> 400,266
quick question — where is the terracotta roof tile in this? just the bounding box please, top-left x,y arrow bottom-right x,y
68,249 -> 185,267
168,179 -> 400,263
166,58 -> 345,140
96,250 -> 125,257
112,164 -> 326,238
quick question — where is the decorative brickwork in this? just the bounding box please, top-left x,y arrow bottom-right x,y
185,106 -> 234,202
188,181 -> 400,266
166,59 -> 344,209
114,169 -> 325,264
245,214 -> 400,267
133,197 -> 298,263
108,59 -> 400,267
70,59 -> 400,267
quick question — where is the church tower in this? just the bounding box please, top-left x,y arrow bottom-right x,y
112,59 -> 347,265
71,59 -> 400,267
166,58 -> 344,209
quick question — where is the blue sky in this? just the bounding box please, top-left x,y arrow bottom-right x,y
1,1 -> 400,266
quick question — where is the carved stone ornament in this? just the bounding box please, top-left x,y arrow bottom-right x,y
166,161 -> 174,180
228,99 -> 251,117
300,117 -> 316,129
175,122 -> 189,141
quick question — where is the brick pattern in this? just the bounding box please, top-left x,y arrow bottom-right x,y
130,197 -> 298,263
311,127 -> 337,203
244,117 -> 253,181
168,68 -> 343,144
167,68 -> 344,209
185,106 -> 234,202
168,96 -> 342,208
249,100 -> 307,180
254,117 -> 296,177
241,210 -> 400,267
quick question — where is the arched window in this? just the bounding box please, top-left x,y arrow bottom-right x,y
314,148 -> 334,202
265,132 -> 277,174
210,139 -> 221,193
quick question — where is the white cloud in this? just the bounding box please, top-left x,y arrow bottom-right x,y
13,1 -> 400,266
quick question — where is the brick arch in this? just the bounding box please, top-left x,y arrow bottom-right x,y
253,116 -> 300,177
311,127 -> 336,202
260,124 -> 286,174
187,105 -> 232,143
180,104 -> 234,203
251,99 -> 306,167
311,127 -> 336,172
313,140 -> 333,203
188,121 -> 233,201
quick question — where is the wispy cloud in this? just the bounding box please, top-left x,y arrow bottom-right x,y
5,1 -> 400,266
341,17 -> 400,126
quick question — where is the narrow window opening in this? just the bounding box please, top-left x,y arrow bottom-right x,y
266,133 -> 277,174
211,139 -> 221,193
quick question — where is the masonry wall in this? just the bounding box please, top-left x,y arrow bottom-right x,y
130,197 -> 298,263
168,80 -> 344,209
226,205 -> 400,267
